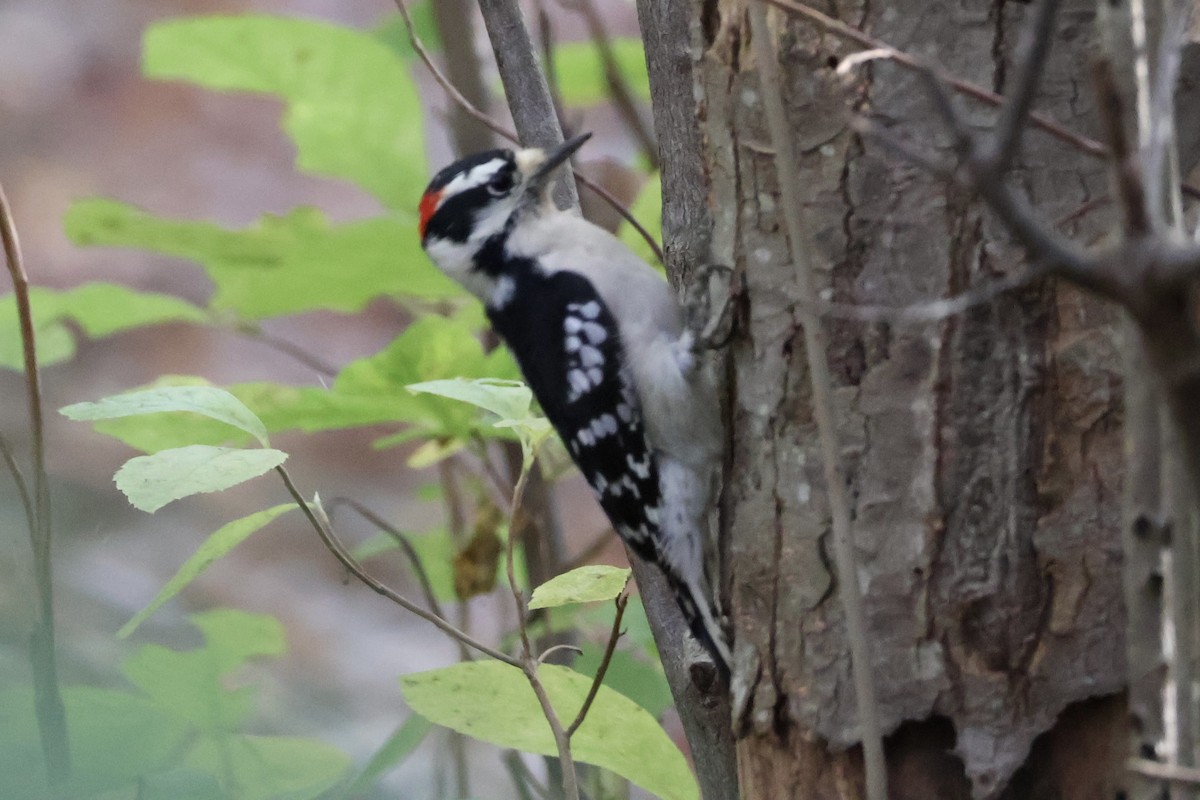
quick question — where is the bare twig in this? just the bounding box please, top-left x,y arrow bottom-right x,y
235,323 -> 340,379
559,0 -> 660,168
1130,758 -> 1200,786
276,466 -> 520,667
504,461 -> 580,800
392,0 -> 664,262
324,496 -> 446,621
1,182 -> 69,782
764,0 -> 1107,158
537,644 -> 583,664
0,433 -> 34,539
566,592 -> 627,737
748,5 -> 886,798
1092,57 -> 1152,237
901,60 -> 1110,298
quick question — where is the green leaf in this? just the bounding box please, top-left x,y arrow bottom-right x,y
186,734 -> 350,800
552,38 -> 650,106
407,378 -> 533,423
343,714 -> 433,795
616,172 -> 664,269
143,16 -> 425,209
120,609 -> 286,733
0,283 -> 206,371
118,504 -> 296,638
65,200 -> 457,319
115,445 -> 288,512
401,661 -> 697,800
528,566 -> 631,610
61,385 -> 271,446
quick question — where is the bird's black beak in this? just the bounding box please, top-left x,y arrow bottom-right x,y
519,132 -> 592,197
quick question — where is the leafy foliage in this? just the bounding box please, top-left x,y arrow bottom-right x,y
143,15 -> 426,209
64,201 -> 456,318
0,283 -> 205,370
35,7 -> 683,800
401,661 -> 699,800
0,610 -> 350,799
118,504 -> 297,637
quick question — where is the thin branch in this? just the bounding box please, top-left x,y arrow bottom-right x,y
905,65 -> 1108,295
504,461 -> 580,800
537,644 -> 583,664
566,592 -> 627,737
324,496 -> 446,622
235,323 -> 340,379
1144,0 -> 1194,234
748,5 -> 887,799
1,181 -> 69,782
1092,57 -> 1152,237
0,433 -> 34,539
392,0 -> 664,262
812,261 -> 1053,325
559,0 -> 660,168
765,0 -> 1107,158
275,465 -> 520,667
1130,758 -> 1200,786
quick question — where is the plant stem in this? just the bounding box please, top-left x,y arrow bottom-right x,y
275,466 -> 520,667
0,181 -> 69,783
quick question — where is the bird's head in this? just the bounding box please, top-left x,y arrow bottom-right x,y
418,134 -> 590,275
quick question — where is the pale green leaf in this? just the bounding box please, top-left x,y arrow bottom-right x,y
401,661 -> 697,800
62,385 -> 271,446
115,445 -> 287,512
528,565 -> 631,610
118,504 -> 296,638
120,609 -> 286,733
143,15 -> 425,209
65,200 -> 456,319
186,734 -> 350,800
407,378 -> 533,422
0,283 -> 206,371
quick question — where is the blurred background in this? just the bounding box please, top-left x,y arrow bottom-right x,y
0,0 -> 660,796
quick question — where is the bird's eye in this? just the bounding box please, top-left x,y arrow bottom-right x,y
486,170 -> 514,196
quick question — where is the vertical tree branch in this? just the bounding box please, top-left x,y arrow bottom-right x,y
1123,325 -> 1168,800
0,182 -> 69,783
748,5 -> 887,799
476,0 -> 579,209
631,1 -> 739,797
504,462 -> 580,800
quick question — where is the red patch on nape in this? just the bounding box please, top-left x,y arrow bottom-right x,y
418,189 -> 443,239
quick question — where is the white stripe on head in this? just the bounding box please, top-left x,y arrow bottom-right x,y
436,158 -> 508,209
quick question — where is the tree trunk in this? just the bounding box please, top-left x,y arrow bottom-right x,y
638,2 -> 1129,797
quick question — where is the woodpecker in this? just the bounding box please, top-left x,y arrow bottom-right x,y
418,133 -> 730,675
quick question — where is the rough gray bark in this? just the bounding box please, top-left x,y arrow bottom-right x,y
640,1 -> 1131,797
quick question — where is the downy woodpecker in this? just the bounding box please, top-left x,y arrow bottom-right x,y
418,134 -> 730,674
